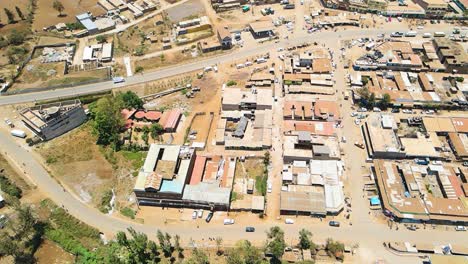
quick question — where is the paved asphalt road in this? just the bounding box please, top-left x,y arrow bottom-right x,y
0,28 -> 454,106
1,26 -> 466,262
1,131 -> 467,263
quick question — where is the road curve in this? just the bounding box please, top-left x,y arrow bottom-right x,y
1,130 -> 467,261
0,27 -> 454,106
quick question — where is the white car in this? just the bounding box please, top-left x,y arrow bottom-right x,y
197,209 -> 204,218
354,119 -> 361,125
267,182 -> 272,193
455,226 -> 466,231
402,109 -> 413,114
285,218 -> 294,224
223,219 -> 235,225
373,107 -> 381,112
192,210 -> 198,219
350,112 -> 358,117
357,107 -> 367,112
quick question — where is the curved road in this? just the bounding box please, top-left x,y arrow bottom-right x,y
1,131 -> 467,263
1,25 -> 466,263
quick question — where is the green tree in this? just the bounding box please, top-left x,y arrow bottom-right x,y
116,91 -> 143,109
326,238 -> 345,261
4,8 -> 15,24
215,236 -> 223,255
379,93 -> 391,109
186,248 -> 209,264
263,151 -> 270,167
156,230 -> 172,257
8,30 -> 27,45
15,6 -> 24,20
0,205 -> 43,264
174,234 -> 184,259
106,228 -> 159,263
226,240 -> 264,264
91,96 -> 124,146
135,66 -> 144,73
298,229 -> 316,251
150,123 -> 164,140
266,226 -> 285,260
0,174 -> 22,198
96,35 -> 107,43
52,0 -> 65,16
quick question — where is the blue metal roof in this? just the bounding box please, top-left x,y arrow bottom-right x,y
370,196 -> 381,206
80,18 -> 97,31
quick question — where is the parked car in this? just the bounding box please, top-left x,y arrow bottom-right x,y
112,77 -> 125,83
402,109 -> 413,114
285,218 -> 295,224
329,221 -> 340,227
197,209 -> 204,218
192,210 -> 198,219
354,142 -> 365,149
4,118 -> 13,128
357,107 -> 367,112
391,108 -> 400,113
245,227 -> 255,232
205,212 -> 213,223
224,219 -> 235,225
463,161 -> 468,167
455,226 -> 466,231
373,107 -> 381,112
267,182 -> 272,193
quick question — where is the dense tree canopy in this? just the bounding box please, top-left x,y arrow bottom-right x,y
91,95 -> 124,146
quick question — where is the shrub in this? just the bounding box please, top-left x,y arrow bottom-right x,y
120,207 -> 136,219
0,174 -> 22,198
226,80 -> 237,86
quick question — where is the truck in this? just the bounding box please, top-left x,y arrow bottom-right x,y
434,32 -> 445,37
11,129 -> 26,138
405,31 -> 417,37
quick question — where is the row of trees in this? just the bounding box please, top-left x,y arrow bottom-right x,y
0,1 -> 63,26
356,87 -> 392,109
0,203 -> 345,263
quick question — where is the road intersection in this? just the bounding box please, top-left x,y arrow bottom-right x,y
0,18 -> 466,263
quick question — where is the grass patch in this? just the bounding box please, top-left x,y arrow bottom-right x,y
255,175 -> 267,196
46,76 -> 102,87
120,151 -> 146,170
120,207 -> 136,219
40,199 -> 102,262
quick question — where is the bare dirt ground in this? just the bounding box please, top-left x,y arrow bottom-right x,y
113,12 -> 172,57
34,240 -> 74,264
187,113 -> 213,143
35,123 -> 136,211
33,0 -> 105,31
166,0 -> 205,22
0,0 -> 29,24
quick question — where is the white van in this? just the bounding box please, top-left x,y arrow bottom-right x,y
236,64 -> 245,69
285,218 -> 295,224
423,33 -> 432,38
11,129 -> 26,138
224,219 -> 235,225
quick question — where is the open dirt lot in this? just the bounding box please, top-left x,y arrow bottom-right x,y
187,113 -> 213,144
35,123 -> 136,211
33,0 -> 105,31
166,0 -> 205,22
114,13 -> 172,57
12,63 -> 109,91
0,0 -> 29,25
